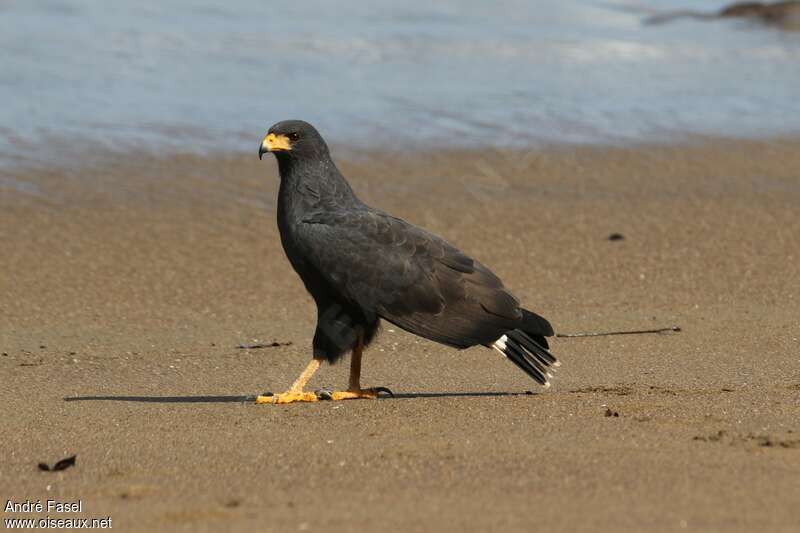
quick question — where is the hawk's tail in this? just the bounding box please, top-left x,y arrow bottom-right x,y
491,310 -> 559,387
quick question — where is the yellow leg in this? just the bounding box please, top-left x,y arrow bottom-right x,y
255,357 -> 322,404
327,334 -> 392,401
255,333 -> 392,405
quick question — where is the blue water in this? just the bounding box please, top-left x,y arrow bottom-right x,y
1,0 -> 799,166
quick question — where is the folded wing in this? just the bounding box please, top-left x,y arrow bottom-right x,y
296,209 -> 537,348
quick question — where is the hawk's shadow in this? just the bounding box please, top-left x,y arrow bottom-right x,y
64,391 -> 535,404
64,395 -> 253,404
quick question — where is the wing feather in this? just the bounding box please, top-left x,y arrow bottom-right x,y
297,209 -> 524,348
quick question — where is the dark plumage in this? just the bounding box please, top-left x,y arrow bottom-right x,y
256,120 -> 558,403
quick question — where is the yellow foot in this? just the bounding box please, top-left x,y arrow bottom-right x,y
320,387 -> 394,401
255,391 -> 319,404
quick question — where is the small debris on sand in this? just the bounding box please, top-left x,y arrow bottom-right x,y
38,455 -> 77,472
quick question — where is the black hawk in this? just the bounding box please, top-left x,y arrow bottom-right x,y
256,120 -> 558,404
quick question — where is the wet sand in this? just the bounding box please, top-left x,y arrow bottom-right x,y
1,138 -> 799,532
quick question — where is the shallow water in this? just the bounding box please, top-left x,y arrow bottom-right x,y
1,0 -> 799,167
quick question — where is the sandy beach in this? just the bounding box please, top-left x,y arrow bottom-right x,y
1,138 -> 799,532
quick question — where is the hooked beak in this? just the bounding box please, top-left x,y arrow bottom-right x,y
258,133 -> 291,160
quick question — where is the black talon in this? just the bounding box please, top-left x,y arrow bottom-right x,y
315,388 -> 333,401
374,386 -> 394,398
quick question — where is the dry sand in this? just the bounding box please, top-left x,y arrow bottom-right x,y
1,138 -> 799,532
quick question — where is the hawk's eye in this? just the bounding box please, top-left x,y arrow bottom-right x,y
288,132 -> 300,141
